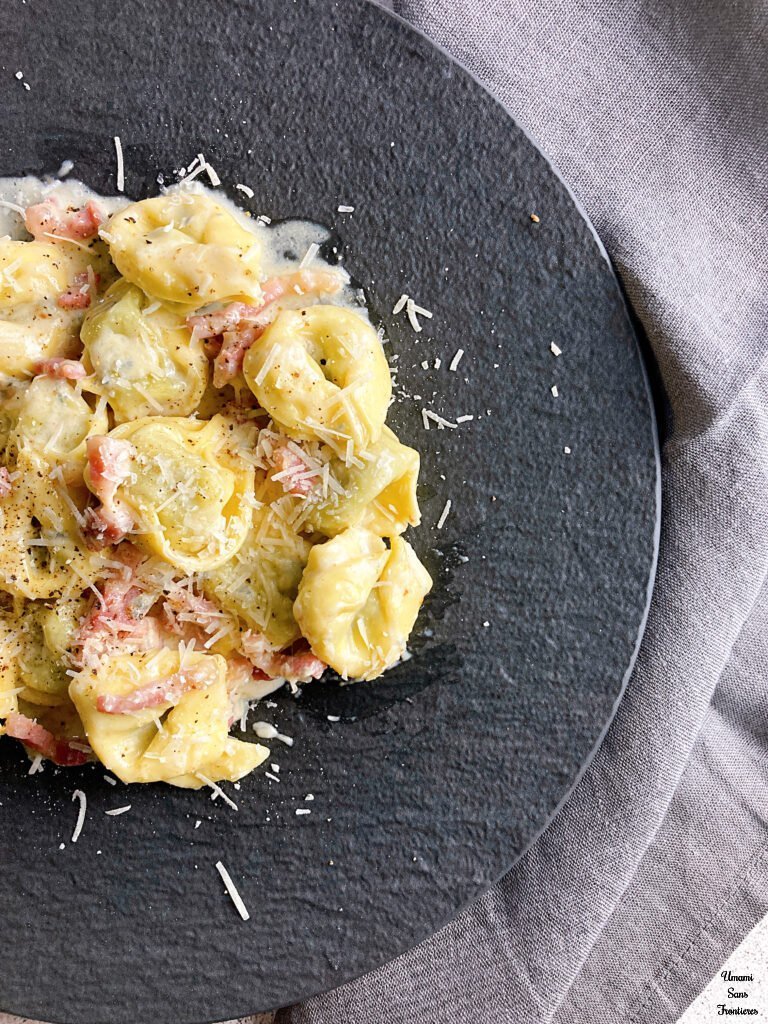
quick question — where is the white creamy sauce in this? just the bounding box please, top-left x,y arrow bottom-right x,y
0,175 -> 366,315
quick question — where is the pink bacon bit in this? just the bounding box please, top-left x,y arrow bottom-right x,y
24,196 -> 105,242
57,270 -> 100,310
96,665 -> 212,715
187,269 -> 343,388
83,436 -> 135,549
35,357 -> 88,380
268,443 -> 319,497
212,325 -> 266,388
162,584 -> 232,643
5,712 -> 91,767
0,467 -> 12,500
73,573 -> 164,670
241,630 -> 326,683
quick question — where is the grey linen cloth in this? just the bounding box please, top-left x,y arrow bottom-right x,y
281,1 -> 768,1022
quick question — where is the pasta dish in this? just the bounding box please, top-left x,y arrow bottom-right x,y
0,180 -> 431,789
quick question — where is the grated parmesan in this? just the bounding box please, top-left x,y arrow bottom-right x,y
236,183 -> 255,199
449,349 -> 464,371
392,294 -> 409,315
215,860 -> 250,921
113,136 -> 124,192
196,773 -> 239,811
71,789 -> 87,843
551,385 -> 559,397
550,342 -> 562,357
436,499 -> 452,530
105,805 -> 131,816
299,242 -> 320,268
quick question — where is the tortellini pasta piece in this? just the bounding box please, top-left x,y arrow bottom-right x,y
3,376 -> 108,485
203,498 -> 312,648
244,306 -> 392,450
81,279 -> 208,421
0,240 -> 95,376
99,415 -> 254,573
294,528 -> 432,680
0,612 -> 21,721
0,450 -> 101,600
105,192 -> 263,306
305,426 -> 420,537
17,598 -> 86,706
69,649 -> 269,786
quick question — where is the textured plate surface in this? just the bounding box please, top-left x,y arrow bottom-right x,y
0,1 -> 659,1020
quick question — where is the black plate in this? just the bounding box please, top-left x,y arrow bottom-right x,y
0,1 -> 660,1020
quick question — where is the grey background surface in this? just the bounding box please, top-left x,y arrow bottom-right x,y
279,0 -> 768,1021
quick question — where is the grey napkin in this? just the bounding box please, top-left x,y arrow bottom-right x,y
281,1 -> 768,1021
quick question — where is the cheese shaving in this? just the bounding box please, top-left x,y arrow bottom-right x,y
436,499 -> 452,530
71,789 -> 87,843
449,349 -> 464,371
236,184 -> 255,198
215,860 -> 250,921
114,136 -> 125,192
195,773 -> 239,811
105,805 -> 132,816
392,294 -> 409,315
299,242 -> 320,269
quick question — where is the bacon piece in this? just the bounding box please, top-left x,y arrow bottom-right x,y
35,357 -> 88,380
213,324 -> 265,387
57,270 -> 99,310
268,442 -> 319,497
0,467 -> 12,500
187,302 -> 266,339
83,436 -> 135,548
73,561 -> 164,669
96,666 -> 211,715
241,630 -> 326,683
258,268 -> 343,309
187,270 -> 343,388
5,712 -> 91,767
25,197 -> 104,242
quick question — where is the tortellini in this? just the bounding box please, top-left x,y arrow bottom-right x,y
0,612 -> 21,721
96,415 -> 254,573
0,240 -> 95,376
3,376 -> 108,485
0,449 -> 100,600
81,279 -> 208,421
69,649 -> 268,786
0,182 -> 433,787
203,499 -> 311,648
305,426 -> 420,537
294,528 -> 432,680
105,193 -> 263,306
16,598 -> 86,707
243,306 -> 392,450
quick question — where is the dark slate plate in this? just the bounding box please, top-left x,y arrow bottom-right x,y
0,1 -> 660,1021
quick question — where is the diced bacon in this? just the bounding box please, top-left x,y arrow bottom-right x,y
187,270 -> 343,387
268,442 -> 320,497
35,357 -> 88,380
73,562 -> 164,669
241,631 -> 326,683
24,196 -> 104,242
96,666 -> 211,715
83,505 -> 134,549
5,712 -> 91,767
187,302 -> 266,339
213,324 -> 265,387
83,436 -> 135,548
0,467 -> 12,500
57,270 -> 100,310
86,436 -> 134,504
257,268 -> 343,309
163,585 -> 231,637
